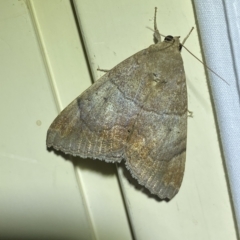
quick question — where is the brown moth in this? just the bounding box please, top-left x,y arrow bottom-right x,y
47,8 -> 188,199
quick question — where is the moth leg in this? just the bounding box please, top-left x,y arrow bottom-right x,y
97,67 -> 109,73
154,7 -> 161,43
188,110 -> 193,118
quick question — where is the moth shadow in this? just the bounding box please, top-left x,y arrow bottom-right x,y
48,147 -> 117,176
48,147 -> 168,201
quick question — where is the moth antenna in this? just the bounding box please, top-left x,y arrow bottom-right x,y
154,7 -> 161,43
182,27 -> 194,47
182,45 -> 230,85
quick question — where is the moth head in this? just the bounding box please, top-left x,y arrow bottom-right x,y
164,35 -> 174,42
164,35 -> 182,51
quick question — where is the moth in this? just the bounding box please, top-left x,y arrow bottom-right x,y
47,8 -> 188,199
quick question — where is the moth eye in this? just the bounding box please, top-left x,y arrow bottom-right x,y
164,35 -> 174,42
